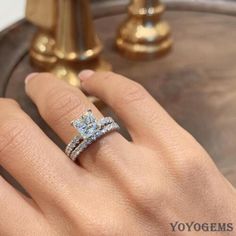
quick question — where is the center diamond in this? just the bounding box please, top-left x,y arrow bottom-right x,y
72,110 -> 99,139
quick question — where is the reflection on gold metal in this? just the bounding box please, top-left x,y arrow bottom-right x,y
26,0 -> 57,67
51,0 -> 111,87
26,0 -> 111,87
30,30 -> 57,68
26,0 -> 56,29
116,0 -> 172,59
50,59 -> 111,88
54,0 -> 102,61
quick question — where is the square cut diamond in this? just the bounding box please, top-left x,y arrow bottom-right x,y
72,110 -> 99,139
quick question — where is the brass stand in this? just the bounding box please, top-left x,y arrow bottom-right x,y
30,30 -> 57,68
26,0 -> 111,88
52,0 -> 111,87
116,0 -> 173,59
26,0 -> 57,68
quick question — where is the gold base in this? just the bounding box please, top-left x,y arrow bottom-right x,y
116,19 -> 172,60
116,37 -> 173,60
116,1 -> 173,60
49,58 -> 110,106
30,31 -> 57,68
50,57 -> 112,88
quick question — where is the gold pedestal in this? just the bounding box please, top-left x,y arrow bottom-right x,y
30,30 -> 57,68
116,0 -> 172,59
26,0 -> 57,68
50,59 -> 112,88
26,0 -> 111,88
51,0 -> 111,87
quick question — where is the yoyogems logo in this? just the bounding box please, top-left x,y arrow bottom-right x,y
170,221 -> 234,232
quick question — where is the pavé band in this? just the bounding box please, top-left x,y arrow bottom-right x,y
65,109 -> 120,161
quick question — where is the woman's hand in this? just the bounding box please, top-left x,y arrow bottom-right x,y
0,71 -> 235,236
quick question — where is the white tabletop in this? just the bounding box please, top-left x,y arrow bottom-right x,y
0,0 -> 26,31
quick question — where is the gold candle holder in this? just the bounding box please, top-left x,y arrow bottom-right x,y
26,0 -> 111,88
26,0 -> 57,68
51,0 -> 111,87
116,0 -> 173,59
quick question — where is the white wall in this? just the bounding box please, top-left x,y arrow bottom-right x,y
0,0 -> 26,31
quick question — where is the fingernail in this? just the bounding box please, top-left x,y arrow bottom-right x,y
78,70 -> 95,81
25,73 -> 39,85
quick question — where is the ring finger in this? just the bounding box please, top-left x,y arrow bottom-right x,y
25,73 -> 129,171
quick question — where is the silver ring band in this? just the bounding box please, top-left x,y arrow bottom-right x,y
65,117 -> 115,157
69,122 -> 119,161
65,109 -> 120,162
65,135 -> 83,157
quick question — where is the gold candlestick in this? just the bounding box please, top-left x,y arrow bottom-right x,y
54,0 -> 102,61
116,0 -> 173,59
26,0 -> 111,88
26,0 -> 57,68
51,0 -> 111,87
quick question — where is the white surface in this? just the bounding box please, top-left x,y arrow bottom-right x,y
0,0 -> 26,31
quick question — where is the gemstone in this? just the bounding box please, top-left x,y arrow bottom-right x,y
80,142 -> 87,150
72,110 -> 99,139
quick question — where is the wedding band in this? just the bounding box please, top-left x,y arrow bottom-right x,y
65,109 -> 120,161
70,122 -> 119,161
65,117 -> 114,157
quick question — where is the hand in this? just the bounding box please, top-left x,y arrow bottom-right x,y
0,71 -> 235,236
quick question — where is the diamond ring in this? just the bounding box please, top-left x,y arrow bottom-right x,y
65,109 -> 120,161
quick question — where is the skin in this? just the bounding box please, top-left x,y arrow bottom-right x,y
0,71 -> 235,236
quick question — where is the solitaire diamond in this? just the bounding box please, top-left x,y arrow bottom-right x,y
66,110 -> 120,161
71,110 -> 100,139
70,121 -> 120,161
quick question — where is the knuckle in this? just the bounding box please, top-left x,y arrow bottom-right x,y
172,153 -> 214,194
99,71 -> 116,81
177,153 -> 208,179
0,118 -> 28,157
43,87 -> 85,123
144,108 -> 160,127
127,177 -> 164,212
113,81 -> 147,109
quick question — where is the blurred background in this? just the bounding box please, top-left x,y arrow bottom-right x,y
0,0 -> 26,31
1,0 -> 234,31
0,0 -> 115,31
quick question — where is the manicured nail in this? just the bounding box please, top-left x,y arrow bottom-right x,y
25,73 -> 39,85
78,70 -> 95,81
